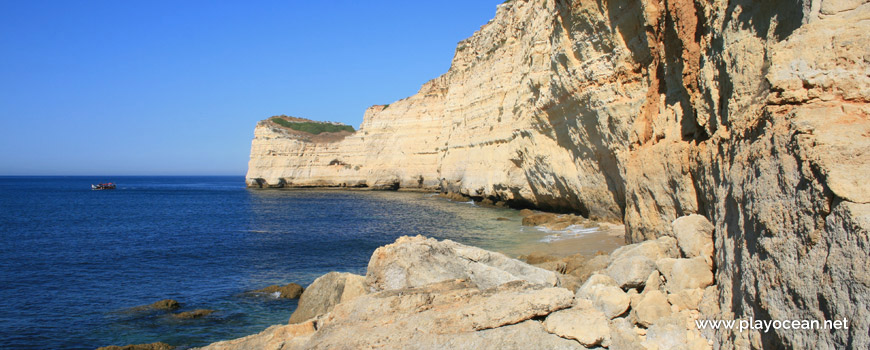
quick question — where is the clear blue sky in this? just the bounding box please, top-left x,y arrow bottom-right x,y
0,0 -> 504,176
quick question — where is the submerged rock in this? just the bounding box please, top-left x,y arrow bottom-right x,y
253,283 -> 304,299
288,272 -> 366,324
172,309 -> 215,319
131,299 -> 180,312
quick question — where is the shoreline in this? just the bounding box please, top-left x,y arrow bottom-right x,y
249,186 -> 627,258
188,214 -> 716,349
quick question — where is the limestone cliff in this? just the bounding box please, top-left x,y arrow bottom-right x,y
246,0 -> 869,348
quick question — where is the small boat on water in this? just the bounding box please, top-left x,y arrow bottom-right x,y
91,183 -> 116,190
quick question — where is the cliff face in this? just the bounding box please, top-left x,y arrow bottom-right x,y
247,0 -> 869,348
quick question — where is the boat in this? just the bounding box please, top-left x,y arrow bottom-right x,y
91,183 -> 116,190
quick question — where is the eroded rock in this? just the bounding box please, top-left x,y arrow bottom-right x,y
544,300 -> 611,347
288,272 -> 366,324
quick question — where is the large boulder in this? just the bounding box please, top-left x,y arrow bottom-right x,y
606,255 -> 657,289
656,257 -> 714,293
288,272 -> 366,324
543,299 -> 611,347
577,280 -> 630,319
633,290 -> 671,327
668,288 -> 705,312
610,236 -> 680,262
303,280 -> 578,349
366,235 -> 557,291
671,215 -> 714,259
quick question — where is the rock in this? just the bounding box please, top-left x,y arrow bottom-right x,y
580,273 -> 618,289
96,343 -> 175,350
495,217 -> 511,221
131,299 -> 180,311
534,260 -> 567,274
197,321 -> 316,350
611,236 -> 680,262
609,317 -> 644,350
633,290 -> 671,327
518,209 -> 535,217
657,257 -> 714,293
437,192 -> 468,202
577,283 -> 630,319
253,283 -> 304,299
627,288 -> 641,309
562,253 -> 588,275
172,309 -> 214,319
569,254 -> 611,282
668,288 -> 704,312
521,213 -> 559,226
645,270 -> 663,293
521,251 -> 560,265
288,272 -> 366,324
544,301 -> 611,347
556,273 -> 582,291
642,314 -> 711,350
671,215 -> 714,259
606,255 -> 657,289
365,235 -> 557,291
301,280 -> 577,349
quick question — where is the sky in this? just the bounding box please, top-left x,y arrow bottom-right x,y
0,0 -> 504,176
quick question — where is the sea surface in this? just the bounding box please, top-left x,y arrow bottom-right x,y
0,176 -> 621,349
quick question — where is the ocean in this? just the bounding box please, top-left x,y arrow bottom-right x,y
0,176 -> 621,349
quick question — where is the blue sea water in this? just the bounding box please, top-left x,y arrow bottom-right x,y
0,176 -> 622,349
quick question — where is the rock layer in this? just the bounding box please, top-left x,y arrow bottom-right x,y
246,0 -> 870,348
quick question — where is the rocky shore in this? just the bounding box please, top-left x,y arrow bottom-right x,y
241,0 -> 870,346
196,214 -> 717,349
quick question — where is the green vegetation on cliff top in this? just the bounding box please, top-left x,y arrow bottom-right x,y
270,117 -> 355,134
